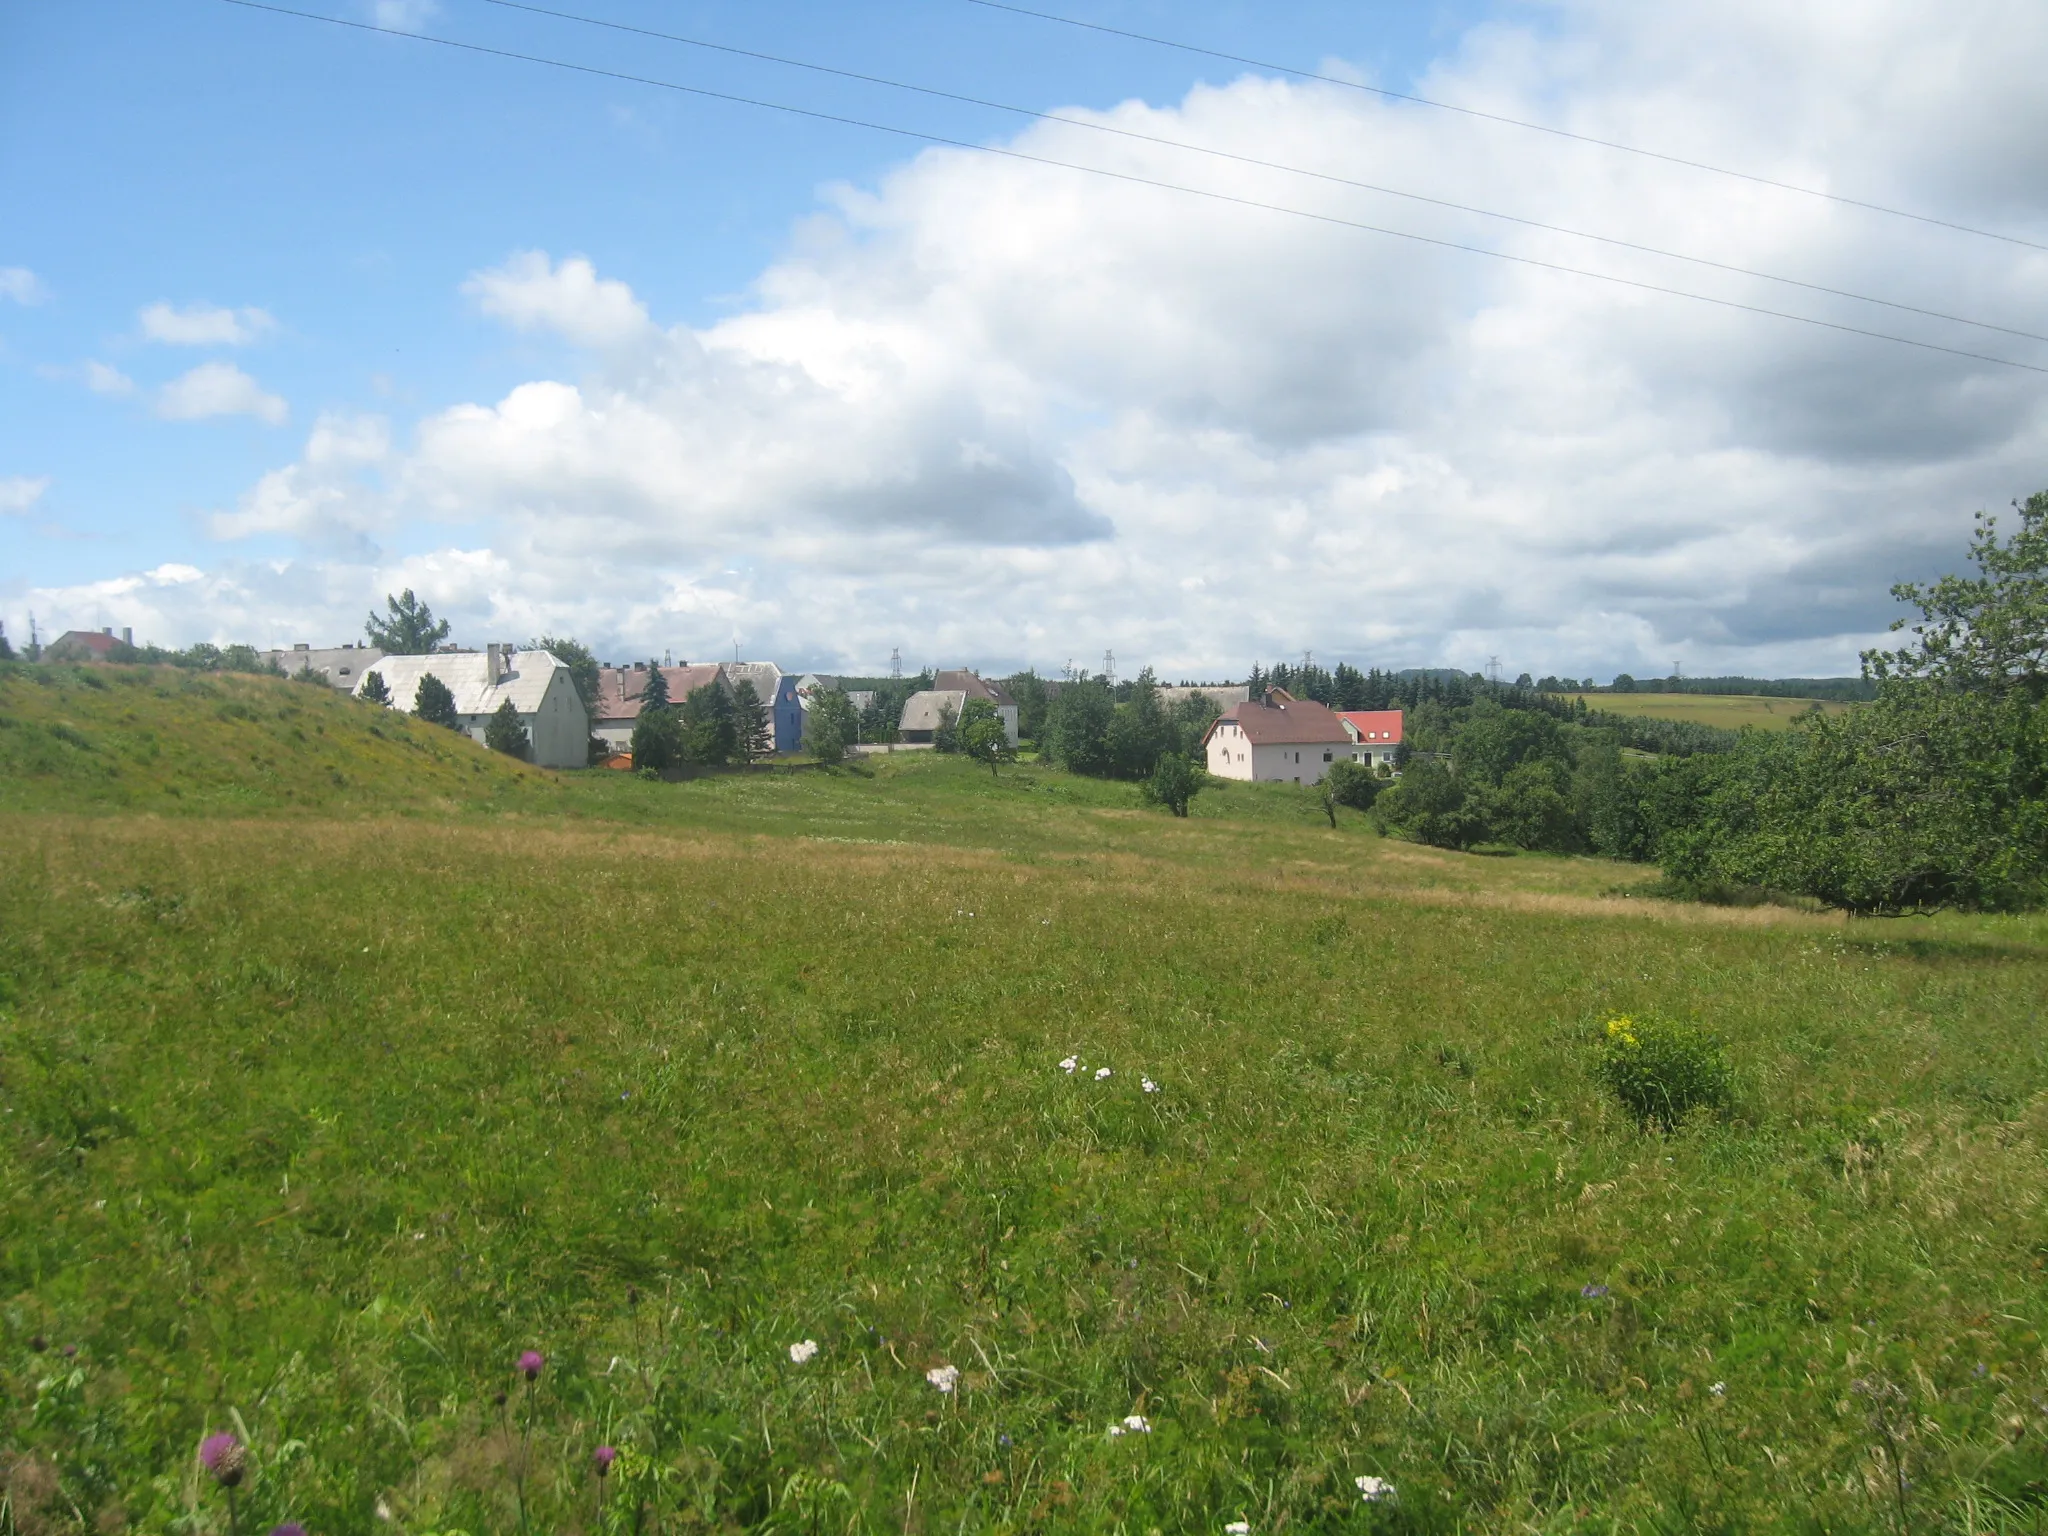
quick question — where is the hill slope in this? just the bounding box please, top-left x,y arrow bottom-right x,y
0,662 -> 555,814
1568,690 -> 1854,731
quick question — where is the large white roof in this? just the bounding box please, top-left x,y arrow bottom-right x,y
354,650 -> 567,716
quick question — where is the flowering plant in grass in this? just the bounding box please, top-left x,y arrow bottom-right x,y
788,1338 -> 820,1364
1355,1474 -> 1396,1502
926,1363 -> 960,1393
1595,1014 -> 1732,1128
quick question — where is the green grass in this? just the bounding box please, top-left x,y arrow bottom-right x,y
4,666 -> 2048,1533
1566,692 -> 1855,731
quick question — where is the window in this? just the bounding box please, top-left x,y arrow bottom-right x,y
1323,750 -> 1332,761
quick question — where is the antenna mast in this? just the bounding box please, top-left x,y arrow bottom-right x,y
890,647 -> 902,679
1102,649 -> 1116,685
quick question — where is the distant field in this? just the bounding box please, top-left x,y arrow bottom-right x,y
1569,690 -> 1855,730
3,664 -> 2045,1533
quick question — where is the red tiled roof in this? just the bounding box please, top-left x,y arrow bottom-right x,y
594,664 -> 723,722
1202,690 -> 1352,746
1338,710 -> 1404,745
931,669 -> 1017,707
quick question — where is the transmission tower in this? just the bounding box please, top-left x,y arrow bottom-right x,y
889,647 -> 902,679
1486,655 -> 1503,685
1102,649 -> 1116,685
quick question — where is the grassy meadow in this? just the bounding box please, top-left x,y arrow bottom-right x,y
1565,693 -> 1855,732
4,666 -> 2048,1534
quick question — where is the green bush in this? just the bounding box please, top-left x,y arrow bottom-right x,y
1595,1014 -> 1732,1128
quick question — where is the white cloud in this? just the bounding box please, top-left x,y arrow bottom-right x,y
0,475 -> 51,515
0,267 -> 45,305
84,361 -> 135,397
370,0 -> 438,30
140,302 -> 277,346
461,251 -> 651,349
157,362 -> 289,425
168,0 -> 2048,673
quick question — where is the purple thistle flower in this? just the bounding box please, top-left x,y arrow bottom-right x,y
199,1431 -> 247,1486
1581,1282 -> 1610,1299
518,1350 -> 545,1381
594,1446 -> 618,1477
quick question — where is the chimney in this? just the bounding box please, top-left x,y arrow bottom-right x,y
103,627 -> 113,638
122,627 -> 133,646
487,642 -> 505,684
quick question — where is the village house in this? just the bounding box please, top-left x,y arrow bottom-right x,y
720,662 -> 804,754
355,645 -> 589,768
899,670 -> 1020,745
1200,689 -> 1356,785
1339,709 -> 1404,770
43,627 -> 130,661
258,642 -> 387,690
590,663 -> 723,755
1155,683 -> 1250,712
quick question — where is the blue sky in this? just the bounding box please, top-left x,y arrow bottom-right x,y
5,0 -> 2044,676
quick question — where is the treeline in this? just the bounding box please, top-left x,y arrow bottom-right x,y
1373,494 -> 2048,912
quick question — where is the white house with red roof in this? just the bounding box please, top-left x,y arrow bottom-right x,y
1338,709 -> 1404,770
1201,689 -> 1357,785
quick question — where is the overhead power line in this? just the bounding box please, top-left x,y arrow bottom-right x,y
965,0 -> 2048,256
218,0 -> 2048,377
473,0 -> 2048,347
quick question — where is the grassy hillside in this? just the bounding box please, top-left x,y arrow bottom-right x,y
4,672 -> 2047,1533
0,663 -> 553,814
1568,690 -> 1856,731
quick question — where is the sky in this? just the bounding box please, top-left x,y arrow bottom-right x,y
4,0 -> 2046,681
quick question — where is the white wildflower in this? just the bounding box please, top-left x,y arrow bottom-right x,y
1355,1475 -> 1396,1502
789,1339 -> 819,1364
1225,1523 -> 1250,1535
1141,1078 -> 1158,1093
1059,1056 -> 1078,1073
1709,1381 -> 1725,1397
1095,1067 -> 1111,1080
1122,1413 -> 1151,1433
926,1363 -> 960,1393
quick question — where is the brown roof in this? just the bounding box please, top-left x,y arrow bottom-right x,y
1202,689 -> 1353,746
594,664 -> 723,722
932,669 -> 1016,707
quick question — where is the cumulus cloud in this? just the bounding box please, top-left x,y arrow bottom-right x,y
1,476 -> 51,515
84,361 -> 136,396
157,362 -> 289,425
369,0 -> 438,30
461,251 -> 651,349
169,0 -> 2048,674
0,267 -> 45,305
140,302 -> 277,346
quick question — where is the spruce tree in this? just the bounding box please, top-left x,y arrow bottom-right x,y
359,670 -> 392,705
414,673 -> 462,730
731,680 -> 772,762
484,698 -> 530,759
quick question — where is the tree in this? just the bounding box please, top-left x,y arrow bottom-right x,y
1325,759 -> 1382,811
638,662 -> 671,711
484,699 -> 530,759
414,673 -> 462,730
359,670 -> 392,705
1142,752 -> 1205,817
367,589 -> 451,655
731,680 -> 772,763
1044,678 -> 1115,776
803,685 -> 860,765
958,697 -> 1015,776
1372,759 -> 1485,849
682,683 -> 738,765
533,635 -> 600,716
0,623 -> 13,662
1866,490 -> 2048,698
1001,669 -> 1050,743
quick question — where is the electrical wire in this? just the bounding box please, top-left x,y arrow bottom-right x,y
966,0 -> 2048,256
472,0 -> 2048,347
218,0 -> 2048,376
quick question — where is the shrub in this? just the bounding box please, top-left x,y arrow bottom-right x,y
1325,759 -> 1381,810
1595,1014 -> 1732,1128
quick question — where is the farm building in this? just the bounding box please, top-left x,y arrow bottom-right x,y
355,645 -> 589,768
591,663 -> 723,754
258,642 -> 386,691
900,670 -> 1020,745
44,627 -> 130,661
720,663 -> 804,754
1200,689 -> 1355,785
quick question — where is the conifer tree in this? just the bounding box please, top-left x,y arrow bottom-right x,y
414,673 -> 462,730
484,698 -> 530,759
359,670 -> 392,705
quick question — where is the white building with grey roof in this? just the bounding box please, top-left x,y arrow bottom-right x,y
354,645 -> 589,768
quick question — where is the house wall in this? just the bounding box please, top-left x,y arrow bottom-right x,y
453,670 -> 587,768
1205,722 -> 1356,785
772,677 -> 803,754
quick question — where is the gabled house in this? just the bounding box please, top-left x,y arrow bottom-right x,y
1200,689 -> 1354,785
259,643 -> 387,691
719,662 -> 803,754
1338,710 -> 1404,771
899,670 -> 1020,745
591,663 -> 722,755
355,645 -> 589,768
44,627 -> 129,661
